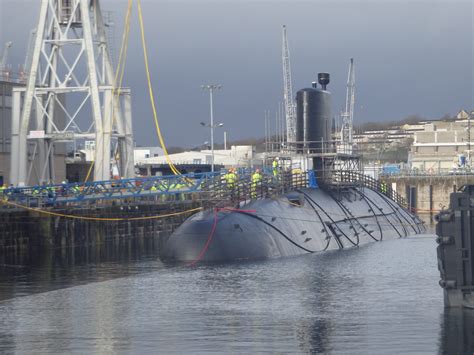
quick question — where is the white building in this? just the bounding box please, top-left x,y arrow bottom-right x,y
137,145 -> 255,171
410,116 -> 474,172
133,146 -> 164,165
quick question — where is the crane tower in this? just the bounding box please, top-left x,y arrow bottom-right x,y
0,41 -> 13,74
10,0 -> 134,186
340,58 -> 355,153
282,25 -> 296,144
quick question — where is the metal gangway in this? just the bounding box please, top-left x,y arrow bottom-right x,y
0,169 -> 407,210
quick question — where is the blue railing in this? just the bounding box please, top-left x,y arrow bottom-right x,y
3,171 -> 223,206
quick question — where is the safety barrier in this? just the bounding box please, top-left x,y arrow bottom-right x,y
1,172 -> 221,207
331,170 -> 408,208
199,170 -> 310,208
1,169 -> 407,209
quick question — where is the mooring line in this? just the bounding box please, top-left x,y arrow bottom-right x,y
0,199 -> 202,221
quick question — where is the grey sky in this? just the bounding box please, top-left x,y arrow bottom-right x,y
0,0 -> 472,147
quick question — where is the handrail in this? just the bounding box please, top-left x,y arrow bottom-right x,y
2,171 -> 221,206
330,170 -> 408,208
1,169 -> 407,209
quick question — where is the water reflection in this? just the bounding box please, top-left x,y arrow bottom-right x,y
439,308 -> 474,354
0,235 -> 468,353
0,238 -> 164,301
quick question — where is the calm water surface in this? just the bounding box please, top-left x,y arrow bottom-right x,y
0,235 -> 472,354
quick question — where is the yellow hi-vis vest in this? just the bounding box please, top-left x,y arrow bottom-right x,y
252,172 -> 262,183
225,173 -> 237,187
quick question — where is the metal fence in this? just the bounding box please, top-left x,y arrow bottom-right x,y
1,169 -> 407,209
200,170 -> 310,208
1,172 -> 221,207
331,170 -> 408,208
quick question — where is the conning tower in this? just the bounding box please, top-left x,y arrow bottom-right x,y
296,73 -> 332,181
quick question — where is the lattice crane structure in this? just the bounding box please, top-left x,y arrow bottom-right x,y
10,0 -> 134,186
0,41 -> 13,72
340,58 -> 355,154
282,25 -> 296,145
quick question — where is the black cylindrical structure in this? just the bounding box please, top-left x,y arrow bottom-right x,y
296,84 -> 332,181
295,87 -> 331,152
318,73 -> 330,90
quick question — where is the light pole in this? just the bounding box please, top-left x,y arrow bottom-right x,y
468,112 -> 472,170
201,84 -> 222,172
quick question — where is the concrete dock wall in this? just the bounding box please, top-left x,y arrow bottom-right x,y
383,175 -> 474,218
0,201 -> 201,254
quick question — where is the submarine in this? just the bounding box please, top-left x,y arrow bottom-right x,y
159,73 -> 424,263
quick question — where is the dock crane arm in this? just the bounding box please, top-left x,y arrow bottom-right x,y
282,25 -> 296,144
0,41 -> 13,71
341,58 -> 355,148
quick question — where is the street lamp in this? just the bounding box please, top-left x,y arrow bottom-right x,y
201,84 -> 222,172
468,112 -> 472,170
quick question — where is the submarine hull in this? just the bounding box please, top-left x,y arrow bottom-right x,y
159,187 -> 424,263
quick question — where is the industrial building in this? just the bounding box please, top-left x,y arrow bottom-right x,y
410,111 -> 474,173
137,145 -> 256,175
0,79 -> 67,186
65,143 -> 165,181
133,146 -> 165,164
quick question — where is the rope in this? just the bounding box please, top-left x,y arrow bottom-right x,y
0,199 -> 202,221
186,206 -> 314,266
187,208 -> 219,266
238,211 -> 319,253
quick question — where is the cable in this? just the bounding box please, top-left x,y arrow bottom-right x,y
187,208 -> 219,266
298,190 -> 359,247
352,188 -> 384,239
0,199 -> 202,221
236,210 -> 319,253
84,0 -> 133,183
327,189 -> 379,242
137,0 -> 181,176
372,188 -> 419,235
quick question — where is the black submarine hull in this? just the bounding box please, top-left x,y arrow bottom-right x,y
159,186 -> 424,263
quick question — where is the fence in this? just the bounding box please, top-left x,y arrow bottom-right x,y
1,169 -> 407,209
331,170 -> 408,208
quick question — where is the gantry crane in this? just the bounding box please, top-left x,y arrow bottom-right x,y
0,41 -> 13,73
10,0 -> 134,186
340,58 -> 355,153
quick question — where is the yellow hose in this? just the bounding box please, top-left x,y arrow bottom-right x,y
137,0 -> 181,176
84,0 -> 134,183
1,199 -> 202,221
